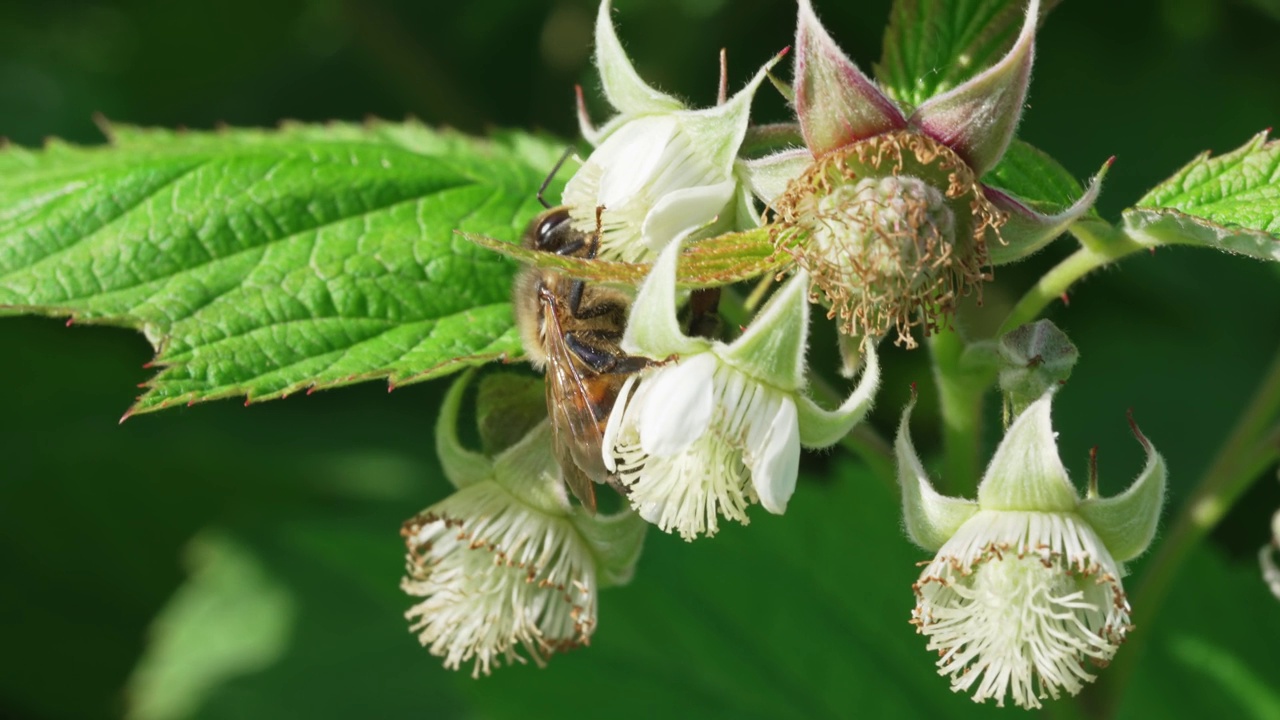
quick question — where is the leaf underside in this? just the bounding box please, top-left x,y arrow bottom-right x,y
0,121 -> 564,416
1123,131 -> 1280,261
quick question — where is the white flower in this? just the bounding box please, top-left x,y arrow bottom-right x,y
898,390 -> 1166,709
601,233 -> 879,540
561,0 -> 781,262
402,470 -> 596,676
402,372 -> 646,676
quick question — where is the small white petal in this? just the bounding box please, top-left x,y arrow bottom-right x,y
638,354 -> 717,457
640,180 -> 735,254
750,398 -> 802,515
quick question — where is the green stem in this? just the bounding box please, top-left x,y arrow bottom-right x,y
996,220 -> 1143,336
928,327 -> 986,493
1102,343 -> 1280,710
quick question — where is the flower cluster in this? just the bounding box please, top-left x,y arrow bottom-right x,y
404,0 -> 1165,707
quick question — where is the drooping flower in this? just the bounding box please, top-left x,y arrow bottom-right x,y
601,234 -> 880,540
401,371 -> 645,676
561,0 -> 782,262
744,0 -> 1108,348
897,390 -> 1166,709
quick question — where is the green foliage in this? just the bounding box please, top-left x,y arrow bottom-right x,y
875,0 -> 1030,108
983,138 -> 1094,214
1124,131 -> 1280,260
0,122 -> 562,415
462,226 -> 782,288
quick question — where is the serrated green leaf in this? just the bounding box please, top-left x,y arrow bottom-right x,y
983,138 -> 1093,215
1121,131 -> 1280,261
875,0 -> 1039,108
461,226 -> 784,289
0,122 -> 564,415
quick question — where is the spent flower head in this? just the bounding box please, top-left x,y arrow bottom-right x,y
601,236 -> 879,540
746,0 -> 1107,348
561,0 -> 781,262
897,390 -> 1166,708
401,371 -> 645,676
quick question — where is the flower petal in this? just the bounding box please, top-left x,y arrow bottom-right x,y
750,397 -> 802,514
640,180 -> 736,255
910,0 -> 1040,175
795,0 -> 905,155
638,354 -> 717,457
985,158 -> 1110,265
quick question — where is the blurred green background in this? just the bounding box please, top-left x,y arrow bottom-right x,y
3,0 -> 1280,718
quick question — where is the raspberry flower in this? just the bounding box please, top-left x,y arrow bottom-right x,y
601,236 -> 880,540
897,390 -> 1166,708
561,0 -> 781,262
745,0 -> 1107,347
401,372 -> 645,676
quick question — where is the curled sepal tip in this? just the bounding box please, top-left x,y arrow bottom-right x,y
795,0 -> 905,155
593,0 -> 683,123
987,158 -> 1111,265
895,392 -> 978,551
1078,411 -> 1167,562
796,343 -> 880,449
436,368 -> 493,489
910,0 -> 1040,176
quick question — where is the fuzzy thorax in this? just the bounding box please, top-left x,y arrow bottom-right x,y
401,481 -> 596,677
770,131 -> 1004,348
911,510 -> 1131,710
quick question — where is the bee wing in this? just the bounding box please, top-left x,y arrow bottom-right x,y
542,308 -> 606,515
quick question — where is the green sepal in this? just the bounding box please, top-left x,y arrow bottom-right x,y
720,270 -> 810,391
796,344 -> 880,449
621,234 -> 712,359
587,0 -> 683,144
977,390 -> 1079,512
571,507 -> 648,589
436,369 -> 493,490
996,319 -> 1079,418
490,420 -> 571,517
1078,417 -> 1167,562
895,394 -> 978,551
476,372 -> 547,456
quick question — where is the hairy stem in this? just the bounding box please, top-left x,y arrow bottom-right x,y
1102,342 -> 1280,710
927,327 -> 986,494
997,220 -> 1143,336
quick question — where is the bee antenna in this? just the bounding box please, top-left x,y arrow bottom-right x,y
538,145 -> 577,209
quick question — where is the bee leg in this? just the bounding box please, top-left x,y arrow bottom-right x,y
565,331 -> 655,375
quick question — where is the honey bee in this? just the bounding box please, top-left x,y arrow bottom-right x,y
513,206 -> 654,514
